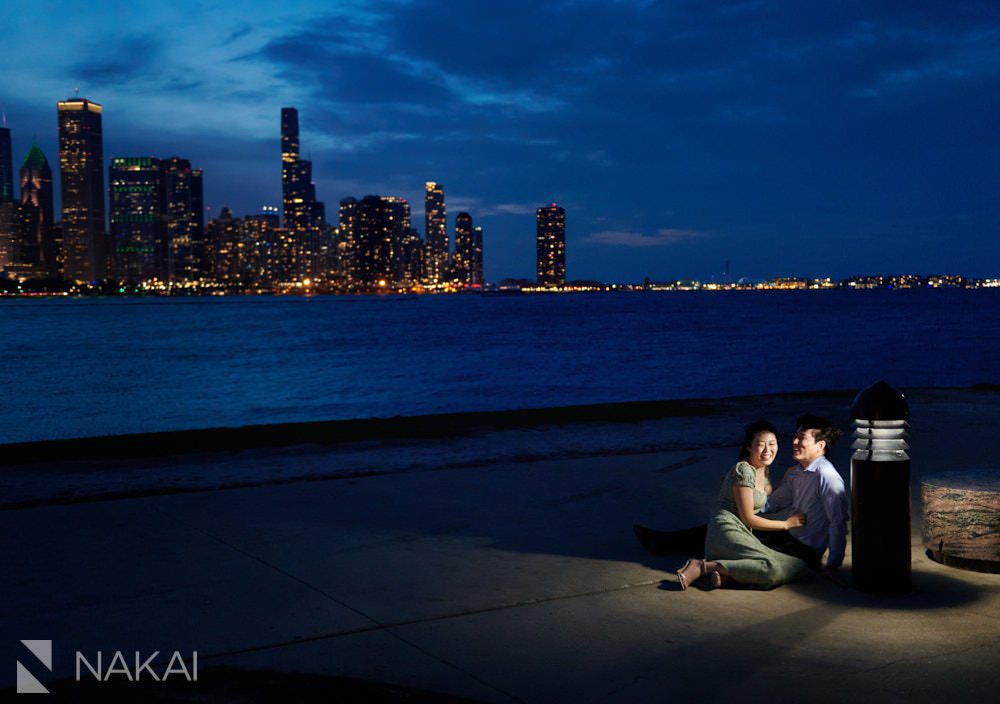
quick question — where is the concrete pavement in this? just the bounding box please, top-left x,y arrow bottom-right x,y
3,389 -> 999,702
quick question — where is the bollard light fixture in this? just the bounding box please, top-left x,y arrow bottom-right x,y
850,380 -> 912,595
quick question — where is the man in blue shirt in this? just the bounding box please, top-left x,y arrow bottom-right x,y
761,414 -> 849,578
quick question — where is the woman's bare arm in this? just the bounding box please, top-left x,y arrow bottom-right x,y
734,486 -> 804,531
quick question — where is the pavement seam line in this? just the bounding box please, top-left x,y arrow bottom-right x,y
383,578 -> 667,630
376,629 -> 527,704
965,606 -> 1000,621
170,512 -> 523,703
846,635 -> 1000,676
198,576 -> 666,703
199,577 -> 666,660
198,523 -> 387,628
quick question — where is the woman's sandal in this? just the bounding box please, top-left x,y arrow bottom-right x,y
676,559 -> 704,590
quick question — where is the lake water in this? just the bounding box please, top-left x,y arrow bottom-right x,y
1,290 -> 997,444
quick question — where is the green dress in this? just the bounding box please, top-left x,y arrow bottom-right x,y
704,461 -> 810,588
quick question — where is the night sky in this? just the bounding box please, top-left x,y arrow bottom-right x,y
2,1 -> 998,282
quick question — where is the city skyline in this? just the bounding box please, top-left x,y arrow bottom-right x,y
1,1 -> 998,281
1,97 -> 998,291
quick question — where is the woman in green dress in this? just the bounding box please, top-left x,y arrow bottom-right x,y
676,420 -> 810,590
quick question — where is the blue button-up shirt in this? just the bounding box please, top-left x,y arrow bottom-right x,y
762,455 -> 850,569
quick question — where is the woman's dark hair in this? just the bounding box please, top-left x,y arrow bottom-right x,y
739,419 -> 779,460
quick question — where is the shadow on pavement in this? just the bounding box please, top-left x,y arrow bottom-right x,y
5,667 -> 486,703
646,555 -> 992,609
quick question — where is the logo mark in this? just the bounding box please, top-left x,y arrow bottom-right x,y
16,639 -> 52,694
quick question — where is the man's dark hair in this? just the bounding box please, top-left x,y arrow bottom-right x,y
796,414 -> 843,453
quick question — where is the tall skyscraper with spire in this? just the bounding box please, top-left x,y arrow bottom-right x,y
18,143 -> 57,276
536,203 -> 566,286
281,107 -> 304,229
280,107 -> 325,279
58,96 -> 106,281
424,181 -> 447,284
281,108 -> 299,166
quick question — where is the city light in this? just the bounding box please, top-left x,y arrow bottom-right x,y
0,100 -> 995,297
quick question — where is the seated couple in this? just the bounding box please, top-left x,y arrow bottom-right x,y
634,415 -> 848,590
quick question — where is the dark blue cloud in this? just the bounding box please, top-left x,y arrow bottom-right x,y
253,36 -> 453,108
249,0 -> 1000,279
72,35 -> 164,85
3,0 -> 999,280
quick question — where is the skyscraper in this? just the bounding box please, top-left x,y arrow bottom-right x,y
355,195 -> 409,288
472,225 -> 484,287
281,107 -> 299,165
280,107 -> 326,280
282,161 -> 309,231
58,96 -> 106,281
0,202 -> 13,270
109,157 -> 165,282
207,206 -> 244,284
0,119 -> 14,269
424,181 -> 447,283
163,157 -> 200,281
19,143 -> 57,276
269,226 -> 295,284
400,227 -> 424,287
189,168 -> 205,278
281,107 -> 306,233
536,203 -> 566,286
453,211 -> 474,285
0,117 -> 13,204
243,207 -> 281,285
337,197 -> 358,286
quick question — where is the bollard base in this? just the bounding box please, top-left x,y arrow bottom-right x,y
851,457 -> 912,595
852,570 -> 912,596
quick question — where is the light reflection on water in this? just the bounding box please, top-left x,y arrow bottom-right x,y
0,290 -> 997,443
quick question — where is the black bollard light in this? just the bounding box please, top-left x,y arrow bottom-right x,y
850,381 -> 911,595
